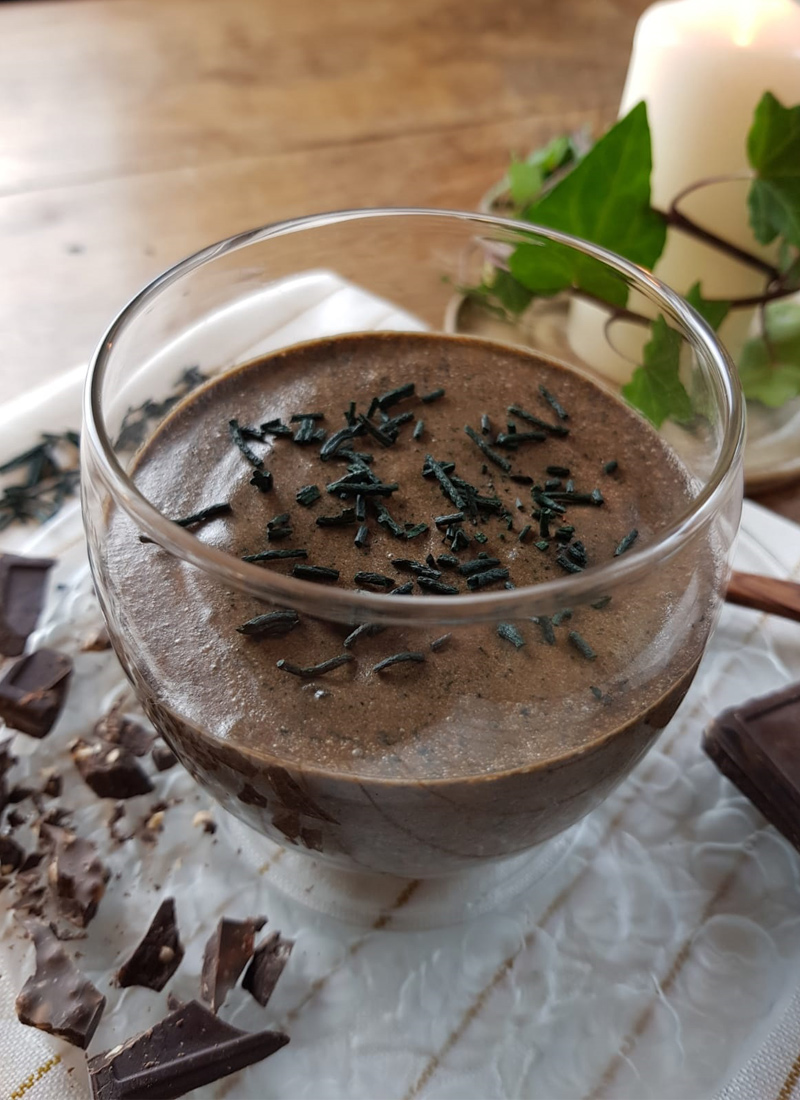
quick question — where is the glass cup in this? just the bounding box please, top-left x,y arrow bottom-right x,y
81,209 -> 744,891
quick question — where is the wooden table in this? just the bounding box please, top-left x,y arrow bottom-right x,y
0,0 -> 793,515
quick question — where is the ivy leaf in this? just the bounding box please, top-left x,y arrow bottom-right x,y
622,317 -> 693,427
747,92 -> 800,247
509,159 -> 543,208
685,281 -> 730,331
738,300 -> 800,407
459,268 -> 533,319
508,102 -> 667,308
507,134 -> 584,210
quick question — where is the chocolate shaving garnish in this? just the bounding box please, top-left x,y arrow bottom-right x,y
0,648 -> 72,738
201,915 -> 266,1011
71,738 -> 154,799
242,931 -> 294,1007
87,999 -> 289,1100
277,654 -> 353,678
117,898 -> 184,992
237,610 -> 300,637
0,553 -> 53,656
16,921 -> 106,1048
151,744 -> 177,771
373,652 -> 425,673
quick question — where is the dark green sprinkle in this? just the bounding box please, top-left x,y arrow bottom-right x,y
354,572 -> 396,589
373,651 -> 426,673
459,557 -> 501,576
174,502 -> 232,527
590,685 -> 611,704
426,553 -> 438,569
250,470 -> 273,493
392,559 -> 441,577
243,548 -> 308,563
382,410 -> 415,432
316,509 -> 357,528
533,492 -> 566,515
551,492 -> 594,505
268,513 -> 290,527
591,595 -> 612,610
510,474 -> 534,486
556,553 -> 583,574
376,505 -> 406,538
320,425 -> 358,460
291,564 -> 340,582
266,526 -> 293,542
497,622 -> 525,648
296,484 -> 321,506
424,455 -> 466,510
504,581 -> 516,589
603,460 -> 618,474
569,631 -> 596,660
515,498 -> 524,510
591,489 -> 604,505
344,401 -> 357,426
535,540 -> 549,551
354,524 -> 369,549
437,554 -> 459,569
555,526 -> 575,543
614,529 -> 639,556
567,541 -> 588,567
539,512 -> 551,539
389,581 -> 414,595
565,479 -> 575,493
532,616 -> 555,646
229,420 -> 263,467
413,419 -> 424,441
328,481 -> 398,498
378,383 -> 415,410
356,415 -> 395,447
344,623 -> 385,648
237,610 -> 300,637
466,567 -> 509,590
552,609 -> 573,625
464,425 -> 511,472
495,431 -> 546,447
355,494 -> 367,521
506,422 -> 517,434
421,388 -> 445,404
290,412 -> 325,422
367,396 -> 380,418
544,479 -> 562,491
435,511 -> 464,527
430,634 -> 451,651
473,531 -> 488,545
481,414 -> 491,435
507,404 -> 569,437
422,457 -> 456,478
260,417 -> 292,438
519,524 -> 533,543
539,384 -> 569,420
405,522 -> 429,540
417,577 -> 459,595
293,417 -> 325,444
277,653 -> 353,677
547,466 -> 571,477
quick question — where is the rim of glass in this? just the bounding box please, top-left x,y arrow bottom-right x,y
84,207 -> 744,626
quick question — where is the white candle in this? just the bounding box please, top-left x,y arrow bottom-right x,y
567,0 -> 800,385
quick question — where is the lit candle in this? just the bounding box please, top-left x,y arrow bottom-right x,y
567,0 -> 800,384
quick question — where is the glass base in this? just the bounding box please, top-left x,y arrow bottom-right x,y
221,813 -> 580,930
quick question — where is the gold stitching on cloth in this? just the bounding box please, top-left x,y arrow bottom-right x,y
402,602 -> 778,1100
777,1049 -> 800,1100
8,1053 -> 62,1099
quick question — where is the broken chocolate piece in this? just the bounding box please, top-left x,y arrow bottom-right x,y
117,898 -> 184,992
200,915 -> 266,1011
0,648 -> 72,738
704,682 -> 800,851
0,553 -> 53,656
242,931 -> 293,1007
151,743 -> 177,772
71,738 -> 153,799
41,769 -> 62,798
16,921 -> 106,1048
0,832 -> 24,873
47,828 -> 110,928
96,705 -> 155,757
87,1000 -> 288,1100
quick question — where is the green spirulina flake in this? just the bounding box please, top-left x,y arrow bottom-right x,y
567,540 -> 588,567
539,513 -> 551,540
591,595 -> 612,610
376,505 -> 406,538
518,524 -> 532,543
449,527 -> 471,552
242,548 -> 308,563
378,382 -> 415,410
603,460 -> 618,474
497,622 -> 525,648
392,559 -> 440,577
237,610 -> 300,637
320,425 -> 358,460
551,608 -> 572,626
293,417 -> 323,445
481,414 -> 491,435
435,511 -> 464,527
344,401 -> 357,426
511,474 -> 534,486
437,554 -> 460,569
459,557 -> 501,576
316,509 -> 357,528
590,685 -> 611,703
291,564 -> 340,582
344,623 -> 386,648
355,495 -> 366,521
174,502 -> 232,527
473,531 -> 488,545
507,404 -> 569,437
357,414 -> 395,447
569,631 -> 597,661
405,522 -> 429,540
614,529 -> 639,556
565,479 -> 575,493
373,651 -> 426,673
250,470 -> 273,493
354,572 -> 396,589
229,419 -> 263,467
544,479 -> 562,491
260,417 -> 292,437
556,552 -> 583,574
266,526 -> 293,542
269,513 -> 290,527
535,539 -> 549,551
296,484 -> 321,506
389,581 -> 414,595
423,457 -> 456,478
430,633 -> 451,651
330,481 -> 399,498
495,431 -> 546,448
382,410 -> 415,432
539,384 -> 569,420
290,412 -> 325,422
417,577 -> 459,595
555,525 -> 575,543
464,425 -> 512,473
413,419 -> 424,441
354,524 -> 369,549
591,489 -> 604,505
466,567 -> 509,590
277,653 -> 354,677
421,388 -> 445,404
532,616 -> 555,646
547,466 -> 571,478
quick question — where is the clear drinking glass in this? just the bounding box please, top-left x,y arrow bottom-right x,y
81,209 -> 744,895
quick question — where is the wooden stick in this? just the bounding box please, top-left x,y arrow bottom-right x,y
726,571 -> 800,623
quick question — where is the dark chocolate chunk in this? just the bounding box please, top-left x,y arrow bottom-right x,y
87,999 -> 289,1100
117,898 -> 184,992
151,743 -> 178,772
242,931 -> 293,1007
0,648 -> 72,738
16,921 -> 106,1048
40,769 -> 62,798
704,682 -> 800,851
200,915 -> 266,1012
0,832 -> 24,872
0,553 -> 53,657
46,828 -> 110,928
96,706 -> 156,757
71,738 -> 154,799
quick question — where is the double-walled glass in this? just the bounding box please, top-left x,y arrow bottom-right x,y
81,210 -> 744,879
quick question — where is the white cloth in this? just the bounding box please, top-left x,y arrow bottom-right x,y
3,275 -> 800,1100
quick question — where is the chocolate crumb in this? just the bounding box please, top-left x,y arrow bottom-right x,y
151,743 -> 178,772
